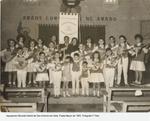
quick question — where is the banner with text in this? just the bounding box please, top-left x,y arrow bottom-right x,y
59,12 -> 79,44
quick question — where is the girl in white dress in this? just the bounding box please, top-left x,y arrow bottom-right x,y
35,52 -> 49,88
62,56 -> 72,97
130,34 -> 149,85
89,51 -> 104,97
26,40 -> 37,87
2,39 -> 17,86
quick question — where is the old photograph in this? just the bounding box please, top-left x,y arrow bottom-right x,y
0,0 -> 150,113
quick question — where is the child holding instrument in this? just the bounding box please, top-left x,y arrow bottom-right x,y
2,39 -> 17,86
62,56 -> 72,97
15,47 -> 28,88
35,38 -> 48,56
71,43 -> 87,61
89,51 -> 104,97
35,52 -> 49,87
130,34 -> 149,85
45,41 -> 56,62
103,48 -> 118,92
26,40 -> 37,87
116,35 -> 130,87
50,51 -> 63,98
93,38 -> 106,60
80,61 -> 90,96
85,37 -> 94,53
16,35 -> 28,56
71,53 -> 82,96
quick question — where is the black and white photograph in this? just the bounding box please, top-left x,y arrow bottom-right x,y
0,0 -> 150,115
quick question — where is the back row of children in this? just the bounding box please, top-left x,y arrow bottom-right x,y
0,34 -> 149,98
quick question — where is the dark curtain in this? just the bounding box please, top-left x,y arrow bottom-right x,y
38,24 -> 59,45
38,24 -> 105,45
80,25 -> 105,44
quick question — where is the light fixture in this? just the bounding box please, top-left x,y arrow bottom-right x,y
104,0 -> 118,4
23,0 -> 39,2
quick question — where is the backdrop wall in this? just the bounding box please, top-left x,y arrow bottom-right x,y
1,0 -> 150,49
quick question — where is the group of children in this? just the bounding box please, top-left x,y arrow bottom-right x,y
0,34 -> 150,98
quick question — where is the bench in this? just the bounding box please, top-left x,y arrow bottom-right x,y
111,101 -> 150,112
5,88 -> 50,112
103,86 -> 150,112
0,103 -> 38,112
5,88 -> 45,103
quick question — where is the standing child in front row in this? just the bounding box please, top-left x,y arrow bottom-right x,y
26,40 -> 37,87
62,56 -> 72,97
2,39 -> 17,86
130,34 -> 149,85
50,51 -> 63,98
35,52 -> 49,88
15,47 -> 28,88
89,51 -> 104,97
71,53 -> 82,96
80,61 -> 90,96
103,48 -> 118,92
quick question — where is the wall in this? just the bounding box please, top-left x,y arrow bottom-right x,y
1,0 -> 150,49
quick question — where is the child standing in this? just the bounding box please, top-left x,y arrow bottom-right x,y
71,53 -> 82,96
50,51 -> 62,98
35,38 -> 47,52
46,41 -> 56,61
2,39 -> 17,86
35,52 -> 49,88
103,48 -> 118,92
15,47 -> 28,88
71,43 -> 87,60
85,37 -> 94,54
89,51 -> 104,97
62,56 -> 72,97
116,35 -> 130,86
130,34 -> 148,85
26,40 -> 37,87
80,61 -> 90,96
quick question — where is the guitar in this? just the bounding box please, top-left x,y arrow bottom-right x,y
105,55 -> 119,68
2,51 -> 16,63
37,62 -> 47,72
15,57 -> 28,70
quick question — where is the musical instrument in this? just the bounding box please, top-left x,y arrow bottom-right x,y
2,50 -> 16,63
15,57 -> 28,70
105,54 -> 119,68
37,62 -> 47,72
91,62 -> 100,70
54,62 -> 62,71
127,43 -> 150,57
